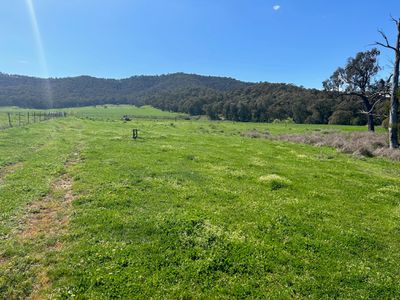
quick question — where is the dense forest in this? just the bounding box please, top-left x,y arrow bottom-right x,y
0,72 -> 388,125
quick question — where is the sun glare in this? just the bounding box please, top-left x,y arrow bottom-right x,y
26,0 -> 52,103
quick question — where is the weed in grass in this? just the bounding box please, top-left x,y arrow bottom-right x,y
259,174 -> 291,190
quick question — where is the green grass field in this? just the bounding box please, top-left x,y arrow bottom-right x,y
0,105 -> 187,129
0,106 -> 399,298
61,105 -> 187,121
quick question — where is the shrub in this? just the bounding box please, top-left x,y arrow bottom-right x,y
381,118 -> 400,137
328,110 -> 353,125
272,117 -> 295,125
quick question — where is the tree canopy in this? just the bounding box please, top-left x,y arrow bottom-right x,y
323,49 -> 390,131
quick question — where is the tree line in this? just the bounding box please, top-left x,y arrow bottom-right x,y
0,72 -> 386,127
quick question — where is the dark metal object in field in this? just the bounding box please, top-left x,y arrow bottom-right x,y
122,115 -> 132,121
132,129 -> 138,139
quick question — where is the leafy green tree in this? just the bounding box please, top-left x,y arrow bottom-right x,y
323,49 -> 390,132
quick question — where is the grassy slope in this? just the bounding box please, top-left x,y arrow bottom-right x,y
0,108 -> 399,298
61,105 -> 187,120
0,105 -> 186,128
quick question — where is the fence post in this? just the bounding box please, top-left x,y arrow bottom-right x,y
27,112 -> 30,124
7,113 -> 12,127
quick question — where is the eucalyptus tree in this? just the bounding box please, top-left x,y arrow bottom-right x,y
323,49 -> 390,132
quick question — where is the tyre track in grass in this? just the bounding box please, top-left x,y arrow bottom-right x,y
0,145 -> 83,299
26,147 -> 82,299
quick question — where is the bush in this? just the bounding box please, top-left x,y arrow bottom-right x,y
272,117 -> 295,125
382,118 -> 389,129
351,117 -> 366,126
382,118 -> 400,132
328,110 -> 352,125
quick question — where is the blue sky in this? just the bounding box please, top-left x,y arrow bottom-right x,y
0,0 -> 399,88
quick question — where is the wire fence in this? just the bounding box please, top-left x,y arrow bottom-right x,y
0,111 -> 67,130
0,109 -> 195,130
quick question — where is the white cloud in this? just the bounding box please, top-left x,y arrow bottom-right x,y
18,60 -> 28,64
273,5 -> 280,11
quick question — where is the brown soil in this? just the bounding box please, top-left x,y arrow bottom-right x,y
18,175 -> 74,239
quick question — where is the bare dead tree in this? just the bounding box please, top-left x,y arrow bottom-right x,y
375,17 -> 400,148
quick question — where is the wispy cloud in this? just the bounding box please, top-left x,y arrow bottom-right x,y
18,60 -> 29,64
273,5 -> 281,11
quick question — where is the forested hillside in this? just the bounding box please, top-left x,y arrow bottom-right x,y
0,72 -> 248,108
0,72 -> 388,125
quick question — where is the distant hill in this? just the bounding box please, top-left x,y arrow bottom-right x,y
0,72 -> 388,125
0,72 -> 251,109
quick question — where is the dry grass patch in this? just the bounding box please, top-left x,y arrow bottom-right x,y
241,129 -> 270,139
271,132 -> 400,160
19,175 -> 74,239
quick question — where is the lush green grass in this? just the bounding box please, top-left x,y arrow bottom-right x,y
0,107 -> 399,298
61,105 -> 187,121
0,105 -> 186,128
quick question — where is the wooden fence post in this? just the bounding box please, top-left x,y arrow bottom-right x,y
7,113 -> 12,127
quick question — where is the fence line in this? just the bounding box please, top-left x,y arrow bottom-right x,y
0,110 -> 190,129
0,111 -> 67,130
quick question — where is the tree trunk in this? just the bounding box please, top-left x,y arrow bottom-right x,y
362,96 -> 375,132
389,20 -> 400,149
367,112 -> 375,132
